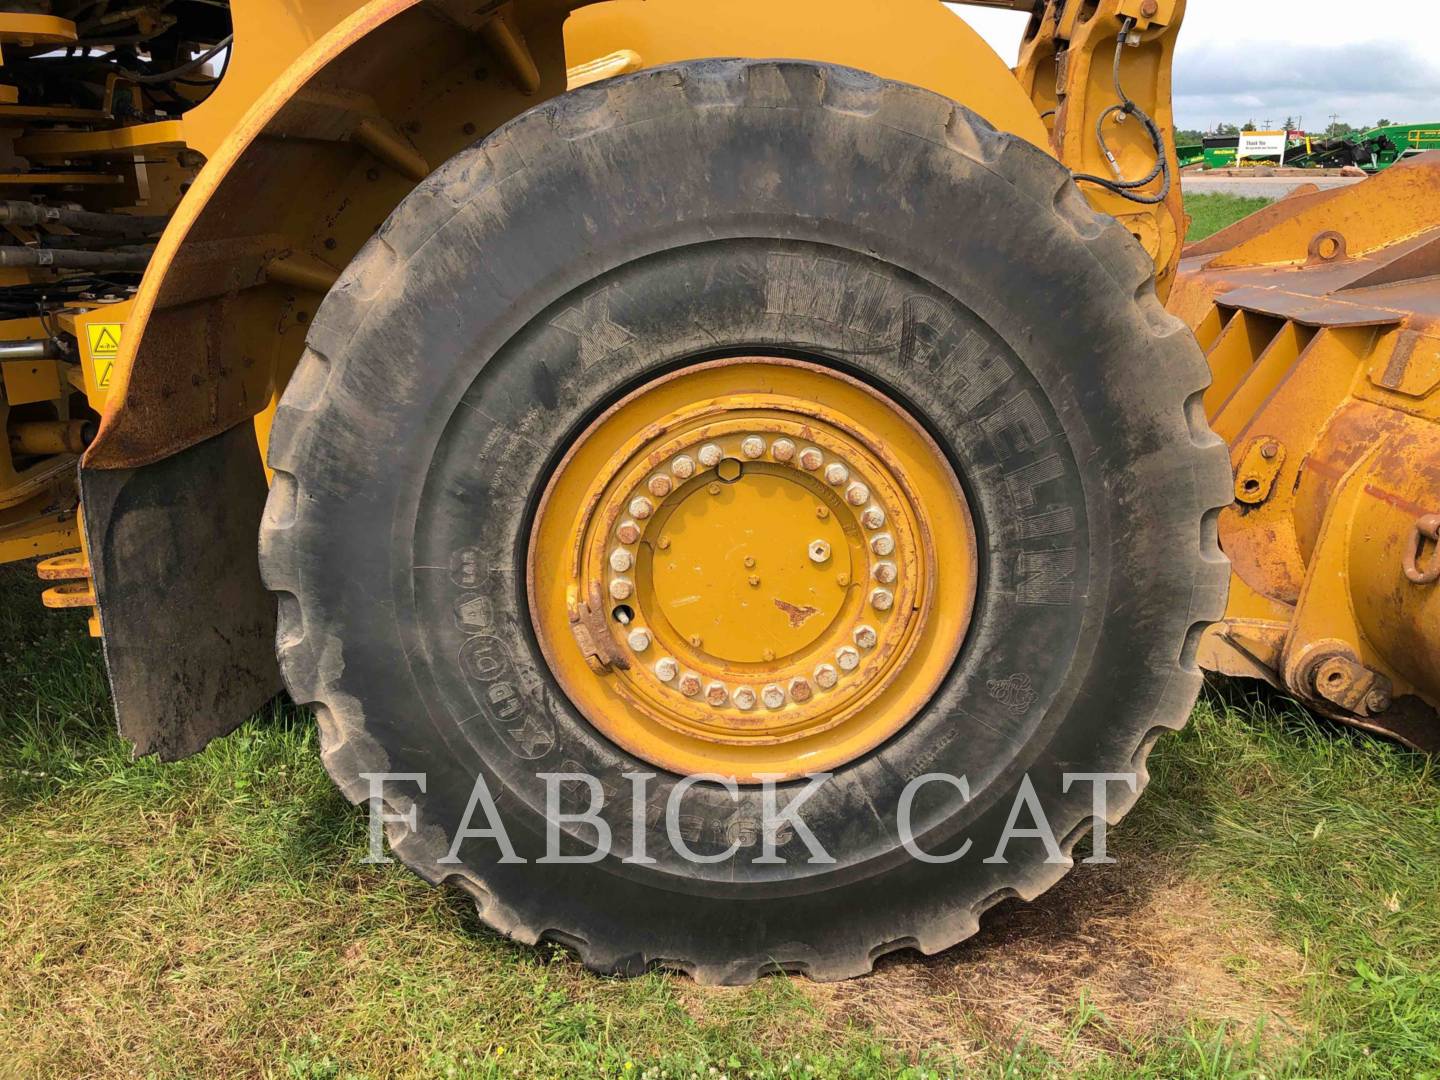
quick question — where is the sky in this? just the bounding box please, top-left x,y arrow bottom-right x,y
946,2 -> 1440,134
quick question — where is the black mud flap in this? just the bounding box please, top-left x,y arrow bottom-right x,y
80,423 -> 281,760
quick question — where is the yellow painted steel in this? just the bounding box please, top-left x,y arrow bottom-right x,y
529,358 -> 976,781
1172,157 -> 1440,748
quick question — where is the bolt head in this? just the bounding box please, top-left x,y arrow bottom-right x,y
771,438 -> 796,463
741,436 -> 765,459
873,561 -> 897,584
671,455 -> 696,479
836,646 -> 860,672
853,625 -> 878,650
761,684 -> 786,709
744,556 -> 756,568
689,634 -> 703,648
815,505 -> 830,520
1140,0 -> 1158,15
836,572 -> 849,587
617,520 -> 641,545
1365,689 -> 1391,714
860,506 -> 886,530
813,663 -> 839,689
1260,441 -> 1279,460
824,462 -> 850,486
789,678 -> 813,703
609,549 -> 634,573
627,628 -> 651,652
705,681 -> 730,706
870,588 -> 894,612
761,648 -> 775,662
733,686 -> 757,710
657,535 -> 672,551
845,482 -> 870,506
808,539 -> 832,564
677,673 -> 703,697
629,496 -> 654,520
698,443 -> 723,468
708,483 -> 721,496
654,657 -> 679,682
871,534 -> 895,557
748,575 -> 761,587
648,475 -> 673,498
609,578 -> 633,600
798,447 -> 824,471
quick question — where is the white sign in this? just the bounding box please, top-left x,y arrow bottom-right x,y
1236,132 -> 1289,161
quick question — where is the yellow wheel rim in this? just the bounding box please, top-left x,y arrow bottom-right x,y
528,357 -> 977,781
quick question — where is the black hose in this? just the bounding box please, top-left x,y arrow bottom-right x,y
0,200 -> 168,236
1070,19 -> 1173,206
0,246 -> 154,271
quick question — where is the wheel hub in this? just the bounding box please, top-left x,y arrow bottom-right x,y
528,358 -> 976,780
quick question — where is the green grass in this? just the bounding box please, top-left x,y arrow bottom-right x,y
4,192 -> 1434,1080
1185,194 -> 1274,242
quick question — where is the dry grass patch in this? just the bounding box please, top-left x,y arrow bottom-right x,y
811,859 -> 1307,1063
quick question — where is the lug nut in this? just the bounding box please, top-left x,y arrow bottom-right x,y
798,447 -> 824,471
698,443 -> 723,468
629,496 -> 654,520
836,646 -> 860,672
860,506 -> 886,530
671,455 -> 696,479
627,628 -> 652,652
808,539 -> 832,564
655,657 -> 679,682
733,686 -> 757,710
845,482 -> 870,506
648,475 -> 673,497
741,436 -> 765,459
873,561 -> 897,584
789,678 -> 813,703
617,520 -> 641,545
761,684 -> 786,709
705,681 -> 730,706
871,533 -> 895,557
854,625 -> 878,650
813,663 -> 839,689
824,462 -> 850,486
870,588 -> 894,611
771,438 -> 796,463
610,578 -> 634,600
610,549 -> 634,573
677,673 -> 702,697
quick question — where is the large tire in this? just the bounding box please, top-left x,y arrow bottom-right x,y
259,60 -> 1231,984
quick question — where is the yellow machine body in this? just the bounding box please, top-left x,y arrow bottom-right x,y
0,0 -> 1435,752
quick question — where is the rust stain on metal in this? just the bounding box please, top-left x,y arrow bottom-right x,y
774,598 -> 820,628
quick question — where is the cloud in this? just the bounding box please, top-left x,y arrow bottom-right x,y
1174,39 -> 1440,131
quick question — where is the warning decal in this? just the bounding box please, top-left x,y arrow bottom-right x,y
86,323 -> 123,388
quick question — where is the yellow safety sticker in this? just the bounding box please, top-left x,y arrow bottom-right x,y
86,323 -> 123,387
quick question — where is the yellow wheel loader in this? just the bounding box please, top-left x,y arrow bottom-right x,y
1,0 -> 1435,982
